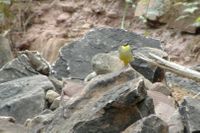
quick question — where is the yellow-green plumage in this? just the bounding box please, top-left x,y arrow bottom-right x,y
118,44 -> 133,66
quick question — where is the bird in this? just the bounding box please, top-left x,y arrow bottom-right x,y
118,43 -> 134,66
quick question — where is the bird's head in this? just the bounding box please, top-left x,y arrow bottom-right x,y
120,43 -> 131,52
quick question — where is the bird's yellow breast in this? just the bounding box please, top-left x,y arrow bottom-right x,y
118,44 -> 133,66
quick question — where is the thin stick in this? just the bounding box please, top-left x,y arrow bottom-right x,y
135,53 -> 200,82
193,92 -> 200,98
121,2 -> 129,29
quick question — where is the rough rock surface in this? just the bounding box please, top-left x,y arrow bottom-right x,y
150,82 -> 171,96
91,52 -> 124,75
0,51 -> 50,84
25,109 -> 55,133
179,97 -> 200,133
27,68 -> 155,132
63,80 -> 85,97
0,75 -> 55,123
52,28 -> 163,81
131,47 -> 167,82
0,36 -> 14,68
147,90 -> 176,122
166,2 -> 200,33
50,95 -> 70,110
122,114 -> 168,133
0,117 -> 27,133
135,0 -> 171,22
166,72 -> 200,93
168,110 -> 184,133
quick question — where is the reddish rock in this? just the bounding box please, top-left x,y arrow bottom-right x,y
147,90 -> 176,122
150,82 -> 172,96
63,80 -> 85,97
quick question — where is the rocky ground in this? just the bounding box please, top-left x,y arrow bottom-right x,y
0,27 -> 199,133
8,0 -> 200,99
11,0 -> 200,65
0,0 -> 200,132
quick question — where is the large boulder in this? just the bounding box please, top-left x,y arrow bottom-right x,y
52,28 -> 164,82
0,75 -> 55,123
0,51 -> 50,83
179,97 -> 200,133
0,36 -> 14,68
27,67 -> 155,132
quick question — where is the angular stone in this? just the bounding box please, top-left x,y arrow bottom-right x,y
46,90 -> 60,103
131,47 -> 167,82
50,95 -> 70,110
0,116 -> 16,123
122,114 -> 168,133
91,52 -> 124,75
179,97 -> 200,133
0,36 -> 14,68
147,90 -> 176,122
52,28 -> 162,81
28,68 -> 155,132
63,80 -> 84,97
0,75 -> 55,123
0,51 -> 50,84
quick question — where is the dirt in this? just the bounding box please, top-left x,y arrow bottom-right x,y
10,0 -> 200,100
171,86 -> 197,103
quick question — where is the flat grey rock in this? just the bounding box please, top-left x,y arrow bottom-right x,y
0,75 -> 55,123
52,28 -> 162,81
0,54 -> 39,84
0,50 -> 51,84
